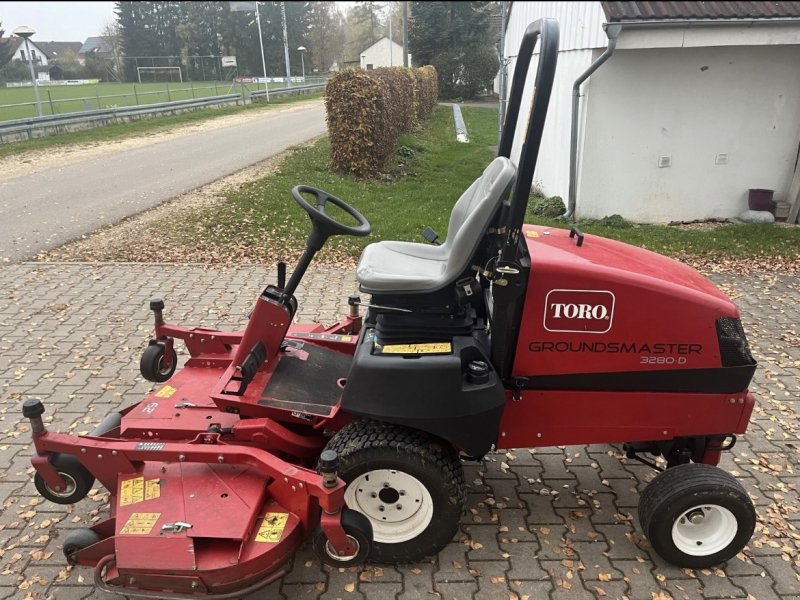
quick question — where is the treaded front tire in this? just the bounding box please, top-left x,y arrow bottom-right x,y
638,463 -> 755,568
324,420 -> 465,563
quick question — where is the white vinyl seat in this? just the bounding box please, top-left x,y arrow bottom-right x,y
356,157 -> 516,294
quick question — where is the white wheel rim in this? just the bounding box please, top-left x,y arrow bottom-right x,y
324,535 -> 360,562
46,472 -> 77,499
344,469 -> 433,544
671,504 -> 738,556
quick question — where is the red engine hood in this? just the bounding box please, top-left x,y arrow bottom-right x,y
522,225 -> 734,310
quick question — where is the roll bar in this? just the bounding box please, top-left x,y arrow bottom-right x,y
498,19 -> 559,261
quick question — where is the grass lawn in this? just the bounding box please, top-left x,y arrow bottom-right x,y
47,104 -> 800,270
0,92 -> 323,161
0,80 -> 316,121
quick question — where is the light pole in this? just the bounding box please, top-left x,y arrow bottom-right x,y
297,46 -> 306,83
13,25 -> 43,117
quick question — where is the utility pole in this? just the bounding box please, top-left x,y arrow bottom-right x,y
280,1 -> 292,87
255,2 -> 269,100
402,1 -> 409,67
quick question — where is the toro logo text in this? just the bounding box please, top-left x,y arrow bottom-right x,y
543,289 -> 615,334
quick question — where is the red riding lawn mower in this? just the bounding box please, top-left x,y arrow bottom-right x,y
25,19 -> 758,598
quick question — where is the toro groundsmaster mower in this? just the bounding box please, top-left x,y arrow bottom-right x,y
24,19 -> 758,597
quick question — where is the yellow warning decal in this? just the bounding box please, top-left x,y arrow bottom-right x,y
379,342 -> 452,355
255,513 -> 289,543
120,477 -> 161,506
120,512 -> 160,535
145,479 -> 161,501
525,230 -> 539,238
340,335 -> 353,342
154,385 -> 177,398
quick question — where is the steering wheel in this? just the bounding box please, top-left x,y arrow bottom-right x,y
291,185 -> 371,241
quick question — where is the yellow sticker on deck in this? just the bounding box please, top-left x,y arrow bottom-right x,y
525,230 -> 540,238
379,342 -> 452,355
154,385 -> 177,398
120,477 -> 161,506
255,513 -> 289,543
120,512 -> 160,535
340,336 -> 352,342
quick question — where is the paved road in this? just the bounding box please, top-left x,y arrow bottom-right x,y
0,263 -> 797,599
0,102 -> 325,263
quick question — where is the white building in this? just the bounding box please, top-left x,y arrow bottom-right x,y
360,37 -> 407,70
2,36 -> 50,69
500,2 -> 800,222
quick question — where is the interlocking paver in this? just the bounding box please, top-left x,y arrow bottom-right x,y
0,263 -> 797,599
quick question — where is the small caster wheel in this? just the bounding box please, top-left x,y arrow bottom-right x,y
312,509 -> 372,567
638,463 -> 756,568
63,528 -> 101,565
34,454 -> 95,505
140,342 -> 177,383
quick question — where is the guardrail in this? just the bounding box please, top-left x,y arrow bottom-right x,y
0,93 -> 242,144
249,83 -> 326,101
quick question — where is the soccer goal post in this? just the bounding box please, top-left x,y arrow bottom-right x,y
137,66 -> 183,84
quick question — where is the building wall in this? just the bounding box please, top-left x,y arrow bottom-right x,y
500,1 -> 605,198
360,38 -> 406,69
579,44 -> 800,222
11,40 -> 49,66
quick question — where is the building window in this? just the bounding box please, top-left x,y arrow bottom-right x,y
20,49 -> 25,60
366,63 -> 373,70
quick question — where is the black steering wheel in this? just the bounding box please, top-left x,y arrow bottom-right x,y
291,186 -> 371,243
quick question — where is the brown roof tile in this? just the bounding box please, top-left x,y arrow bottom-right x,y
602,1 -> 800,21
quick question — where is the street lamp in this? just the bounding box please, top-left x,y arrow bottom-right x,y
297,46 -> 306,83
13,25 -> 43,118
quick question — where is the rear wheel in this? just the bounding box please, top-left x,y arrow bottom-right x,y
638,463 -> 755,568
324,420 -> 465,563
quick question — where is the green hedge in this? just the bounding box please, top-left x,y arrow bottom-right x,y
325,65 -> 438,177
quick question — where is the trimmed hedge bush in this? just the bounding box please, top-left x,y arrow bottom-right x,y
325,65 -> 438,177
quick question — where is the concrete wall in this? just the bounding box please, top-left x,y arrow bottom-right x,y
360,38 -> 406,69
578,44 -> 800,222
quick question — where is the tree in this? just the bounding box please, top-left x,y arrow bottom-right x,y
408,1 -> 499,99
344,1 -> 385,62
306,2 -> 345,72
0,22 -> 13,67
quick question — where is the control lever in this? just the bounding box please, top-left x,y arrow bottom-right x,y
569,226 -> 585,247
277,261 -> 286,289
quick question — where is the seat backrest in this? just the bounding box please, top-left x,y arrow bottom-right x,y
439,156 -> 516,280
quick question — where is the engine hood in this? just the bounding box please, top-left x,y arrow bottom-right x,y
522,225 -> 735,311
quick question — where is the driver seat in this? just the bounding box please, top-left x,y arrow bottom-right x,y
356,157 -> 516,295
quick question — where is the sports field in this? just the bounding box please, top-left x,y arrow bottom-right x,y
0,80 -> 297,121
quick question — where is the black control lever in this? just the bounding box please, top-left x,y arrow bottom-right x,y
277,261 -> 286,289
569,226 -> 585,247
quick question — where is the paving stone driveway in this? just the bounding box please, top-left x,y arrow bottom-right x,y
0,263 -> 797,600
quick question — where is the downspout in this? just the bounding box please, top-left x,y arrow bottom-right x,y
565,24 -> 621,220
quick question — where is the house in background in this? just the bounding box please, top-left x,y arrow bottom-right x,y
78,36 -> 114,62
1,35 -> 50,77
38,41 -> 84,64
360,37 -> 406,70
500,1 -> 800,222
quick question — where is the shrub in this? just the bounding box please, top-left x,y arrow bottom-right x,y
325,65 -> 438,178
530,195 -> 566,218
597,214 -> 633,229
325,69 -> 388,177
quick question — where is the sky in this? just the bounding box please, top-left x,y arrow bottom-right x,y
0,1 -> 360,43
0,2 -> 117,41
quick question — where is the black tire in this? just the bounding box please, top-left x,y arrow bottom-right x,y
34,454 -> 95,505
140,342 -> 177,383
638,463 -> 755,568
312,508 -> 372,567
63,528 -> 102,565
324,420 -> 465,563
